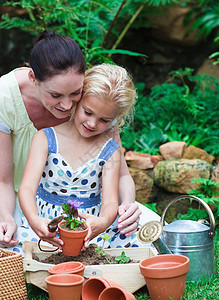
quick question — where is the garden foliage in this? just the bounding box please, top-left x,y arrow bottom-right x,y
0,0 -> 166,67
121,68 -> 219,156
1,1 -> 218,299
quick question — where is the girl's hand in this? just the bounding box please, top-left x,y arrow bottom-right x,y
78,212 -> 107,250
117,202 -> 141,236
29,216 -> 63,249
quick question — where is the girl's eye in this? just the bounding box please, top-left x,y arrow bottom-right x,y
100,119 -> 109,123
85,110 -> 92,116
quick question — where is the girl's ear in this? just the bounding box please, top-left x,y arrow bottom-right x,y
28,69 -> 37,85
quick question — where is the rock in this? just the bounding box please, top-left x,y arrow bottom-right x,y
129,167 -> 154,204
211,165 -> 219,183
148,7 -> 202,46
183,145 -> 215,164
159,141 -> 186,160
153,159 -> 211,193
196,58 -> 219,79
125,151 -> 163,170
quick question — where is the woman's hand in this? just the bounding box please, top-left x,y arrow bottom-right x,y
0,218 -> 18,247
117,202 -> 142,236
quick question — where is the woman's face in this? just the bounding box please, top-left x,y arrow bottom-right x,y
36,70 -> 84,119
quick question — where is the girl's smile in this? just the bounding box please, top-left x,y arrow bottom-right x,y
82,124 -> 95,133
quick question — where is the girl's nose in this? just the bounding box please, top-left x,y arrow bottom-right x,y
87,117 -> 97,128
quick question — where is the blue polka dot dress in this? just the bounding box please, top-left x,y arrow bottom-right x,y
36,127 -> 117,219
12,127 -> 144,255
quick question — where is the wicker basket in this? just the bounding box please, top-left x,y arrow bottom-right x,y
0,248 -> 27,299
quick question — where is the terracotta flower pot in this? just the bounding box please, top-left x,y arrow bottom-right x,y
45,274 -> 84,300
101,278 -> 123,289
139,254 -> 190,300
82,277 -> 126,300
58,220 -> 88,256
82,278 -> 111,300
48,261 -> 85,276
99,286 -> 136,300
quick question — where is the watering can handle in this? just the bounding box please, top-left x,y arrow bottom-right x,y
160,195 -> 215,238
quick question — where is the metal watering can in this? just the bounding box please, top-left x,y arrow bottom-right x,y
138,195 -> 215,282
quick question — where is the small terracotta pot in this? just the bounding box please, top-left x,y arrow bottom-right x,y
82,278 -> 111,300
139,254 -> 190,300
48,261 -> 85,276
101,278 -> 123,289
99,286 -> 135,300
58,220 -> 88,256
45,274 -> 84,300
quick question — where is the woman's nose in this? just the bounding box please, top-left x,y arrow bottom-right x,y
59,97 -> 73,110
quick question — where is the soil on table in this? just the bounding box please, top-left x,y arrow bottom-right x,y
33,244 -> 139,265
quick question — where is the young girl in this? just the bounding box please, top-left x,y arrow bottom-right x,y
18,63 -> 137,250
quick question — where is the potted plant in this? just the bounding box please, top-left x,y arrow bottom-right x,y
58,199 -> 88,256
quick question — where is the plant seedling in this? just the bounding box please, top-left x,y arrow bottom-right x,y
62,199 -> 84,230
95,233 -> 113,264
115,251 -> 131,264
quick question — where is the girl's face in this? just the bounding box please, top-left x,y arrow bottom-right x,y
35,70 -> 84,119
74,95 -> 118,138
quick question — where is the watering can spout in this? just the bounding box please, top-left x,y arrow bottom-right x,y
153,237 -> 172,254
137,220 -> 172,254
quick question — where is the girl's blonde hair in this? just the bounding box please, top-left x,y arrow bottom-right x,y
82,63 -> 137,128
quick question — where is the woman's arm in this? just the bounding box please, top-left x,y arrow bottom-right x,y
0,131 -> 18,247
18,130 -> 62,248
108,127 -> 142,236
79,147 -> 121,248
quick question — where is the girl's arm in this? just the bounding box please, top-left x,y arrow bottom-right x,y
108,127 -> 142,236
0,131 -> 18,247
79,147 -> 121,248
99,146 -> 121,227
18,130 -> 62,248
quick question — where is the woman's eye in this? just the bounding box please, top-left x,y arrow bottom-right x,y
51,94 -> 60,98
85,110 -> 92,115
72,91 -> 81,96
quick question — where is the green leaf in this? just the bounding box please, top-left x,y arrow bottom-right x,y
95,49 -> 147,57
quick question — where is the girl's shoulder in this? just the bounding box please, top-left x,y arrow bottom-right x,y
52,120 -> 72,132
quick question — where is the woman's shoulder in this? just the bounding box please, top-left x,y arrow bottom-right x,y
0,67 -> 30,98
0,69 -> 23,113
0,68 -> 16,87
0,67 -> 30,82
14,67 -> 31,87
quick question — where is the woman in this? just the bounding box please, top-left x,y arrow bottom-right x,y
0,30 -> 157,251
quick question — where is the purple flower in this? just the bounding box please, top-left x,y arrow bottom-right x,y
67,199 -> 83,209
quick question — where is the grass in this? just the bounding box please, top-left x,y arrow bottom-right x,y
26,229 -> 218,299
